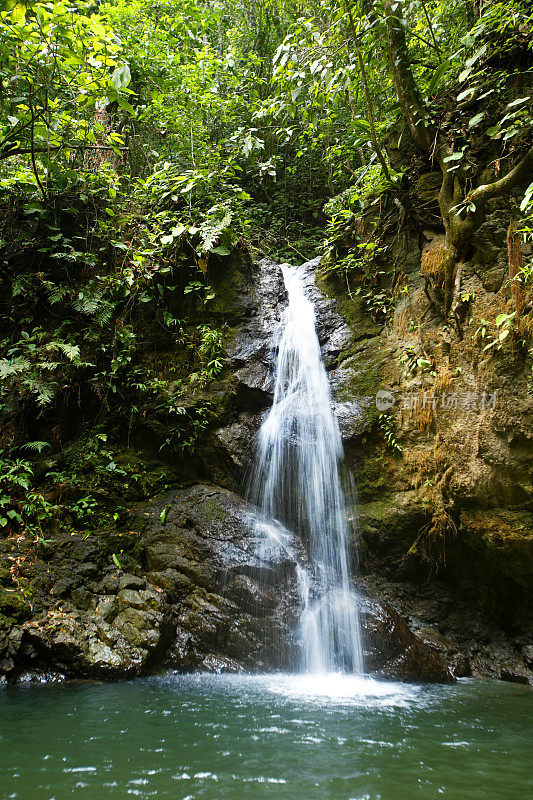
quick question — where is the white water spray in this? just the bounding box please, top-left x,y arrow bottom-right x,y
250,265 -> 363,674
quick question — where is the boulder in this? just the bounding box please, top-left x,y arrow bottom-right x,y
21,585 -> 174,679
360,595 -> 453,683
137,485 -> 302,672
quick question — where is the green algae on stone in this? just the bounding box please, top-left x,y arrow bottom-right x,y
0,589 -> 31,623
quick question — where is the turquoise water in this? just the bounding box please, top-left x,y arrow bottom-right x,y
1,673 -> 532,799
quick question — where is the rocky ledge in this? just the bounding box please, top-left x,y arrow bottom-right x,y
0,484 -> 451,685
2,253 -> 529,686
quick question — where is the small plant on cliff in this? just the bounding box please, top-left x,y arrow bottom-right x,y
473,312 -> 516,352
405,468 -> 457,573
378,413 -> 402,454
0,330 -> 90,408
0,454 -> 33,530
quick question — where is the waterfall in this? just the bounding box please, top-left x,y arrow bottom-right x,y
248,264 -> 363,675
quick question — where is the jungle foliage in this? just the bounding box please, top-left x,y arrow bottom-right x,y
0,0 -> 532,536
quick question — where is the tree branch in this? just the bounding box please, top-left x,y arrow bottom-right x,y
29,100 -> 47,200
471,146 -> 533,208
420,0 -> 441,55
382,0 -> 435,154
447,146 -> 533,246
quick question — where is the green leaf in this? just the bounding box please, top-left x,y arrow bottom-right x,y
443,152 -> 464,163
457,87 -> 475,103
520,183 -> 533,212
465,44 -> 487,69
211,246 -> 230,256
468,112 -> 485,128
109,92 -> 135,116
507,97 -> 529,108
11,3 -> 26,23
427,59 -> 452,96
111,65 -> 131,90
112,553 -> 122,569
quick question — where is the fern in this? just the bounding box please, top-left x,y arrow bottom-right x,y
51,341 -> 81,362
43,281 -> 70,305
73,290 -> 102,316
199,203 -> 233,253
0,357 -> 30,378
73,285 -> 114,327
25,378 -> 57,406
20,441 -> 50,453
95,301 -> 114,327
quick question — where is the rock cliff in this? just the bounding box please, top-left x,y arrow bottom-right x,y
1,242 -> 531,685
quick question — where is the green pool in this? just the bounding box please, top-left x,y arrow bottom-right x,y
1,673 -> 531,799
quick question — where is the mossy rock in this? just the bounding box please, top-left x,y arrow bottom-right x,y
338,341 -> 384,394
414,172 -> 442,202
113,449 -> 177,499
355,491 -> 431,578
205,249 -> 255,322
0,564 -> 14,587
411,172 -> 442,227
200,497 -> 230,525
0,589 -> 31,622
0,611 -> 16,632
331,339 -> 391,435
316,271 -> 382,349
382,120 -> 417,171
459,509 -> 533,586
357,493 -> 429,541
353,451 -> 394,500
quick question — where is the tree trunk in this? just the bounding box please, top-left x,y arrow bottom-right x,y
380,0 -> 533,316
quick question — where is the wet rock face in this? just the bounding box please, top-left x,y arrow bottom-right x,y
138,485 -> 454,680
1,483 -> 455,684
359,596 -> 453,683
357,572 -> 533,684
140,486 -> 454,682
141,485 -> 302,673
196,258 -> 282,487
293,257 -> 353,365
223,256 -> 353,388
200,257 -> 377,486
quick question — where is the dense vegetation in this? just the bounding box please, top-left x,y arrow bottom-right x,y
0,0 -> 532,545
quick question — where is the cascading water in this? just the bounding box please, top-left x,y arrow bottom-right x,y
248,264 -> 363,675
